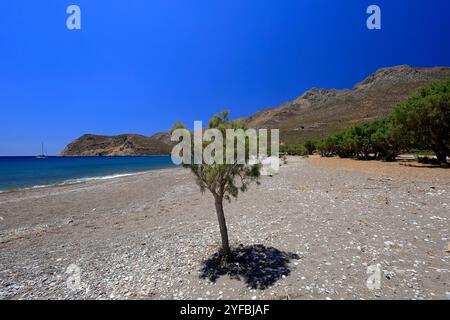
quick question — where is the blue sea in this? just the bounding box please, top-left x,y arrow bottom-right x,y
0,156 -> 175,192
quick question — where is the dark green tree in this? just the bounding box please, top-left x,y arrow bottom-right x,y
370,118 -> 403,161
390,80 -> 450,165
303,140 -> 316,155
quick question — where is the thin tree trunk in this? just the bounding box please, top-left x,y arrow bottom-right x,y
433,146 -> 449,166
214,195 -> 231,257
431,135 -> 449,166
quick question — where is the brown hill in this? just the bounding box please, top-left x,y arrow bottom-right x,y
61,65 -> 450,156
239,65 -> 450,144
60,133 -> 173,156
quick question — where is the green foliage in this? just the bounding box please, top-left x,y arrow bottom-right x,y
169,120 -> 186,134
316,130 -> 357,158
173,112 -> 262,257
303,140 -> 316,155
315,80 -> 450,165
370,118 -> 402,161
316,120 -> 401,161
280,144 -> 308,156
176,111 -> 261,201
389,80 -> 450,165
409,150 -> 435,157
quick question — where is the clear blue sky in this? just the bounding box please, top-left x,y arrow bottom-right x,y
1,0 -> 450,155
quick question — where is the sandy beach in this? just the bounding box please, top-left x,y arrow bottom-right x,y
0,156 -> 449,300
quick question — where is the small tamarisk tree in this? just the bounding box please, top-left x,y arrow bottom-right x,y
171,111 -> 261,258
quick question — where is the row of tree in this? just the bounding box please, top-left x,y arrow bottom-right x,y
282,80 -> 450,166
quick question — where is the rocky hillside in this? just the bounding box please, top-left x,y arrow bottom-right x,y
239,65 -> 450,144
61,65 -> 450,155
60,133 -> 174,156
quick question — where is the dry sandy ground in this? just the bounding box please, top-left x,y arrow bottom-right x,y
0,156 -> 449,300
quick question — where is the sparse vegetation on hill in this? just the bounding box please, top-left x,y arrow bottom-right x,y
239,65 -> 450,144
61,66 -> 450,156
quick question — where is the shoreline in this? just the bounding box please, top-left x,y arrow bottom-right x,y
0,155 -> 176,194
0,169 -> 170,195
0,166 -> 181,207
2,154 -> 446,194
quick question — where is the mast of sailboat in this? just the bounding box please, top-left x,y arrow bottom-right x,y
37,142 -> 47,158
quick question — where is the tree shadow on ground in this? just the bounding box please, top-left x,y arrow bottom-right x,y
199,244 -> 300,290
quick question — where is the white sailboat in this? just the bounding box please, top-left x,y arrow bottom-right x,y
36,142 -> 48,159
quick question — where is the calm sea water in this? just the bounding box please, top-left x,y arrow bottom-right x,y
0,156 -> 175,192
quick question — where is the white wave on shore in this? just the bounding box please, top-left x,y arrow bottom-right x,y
0,171 -> 149,194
